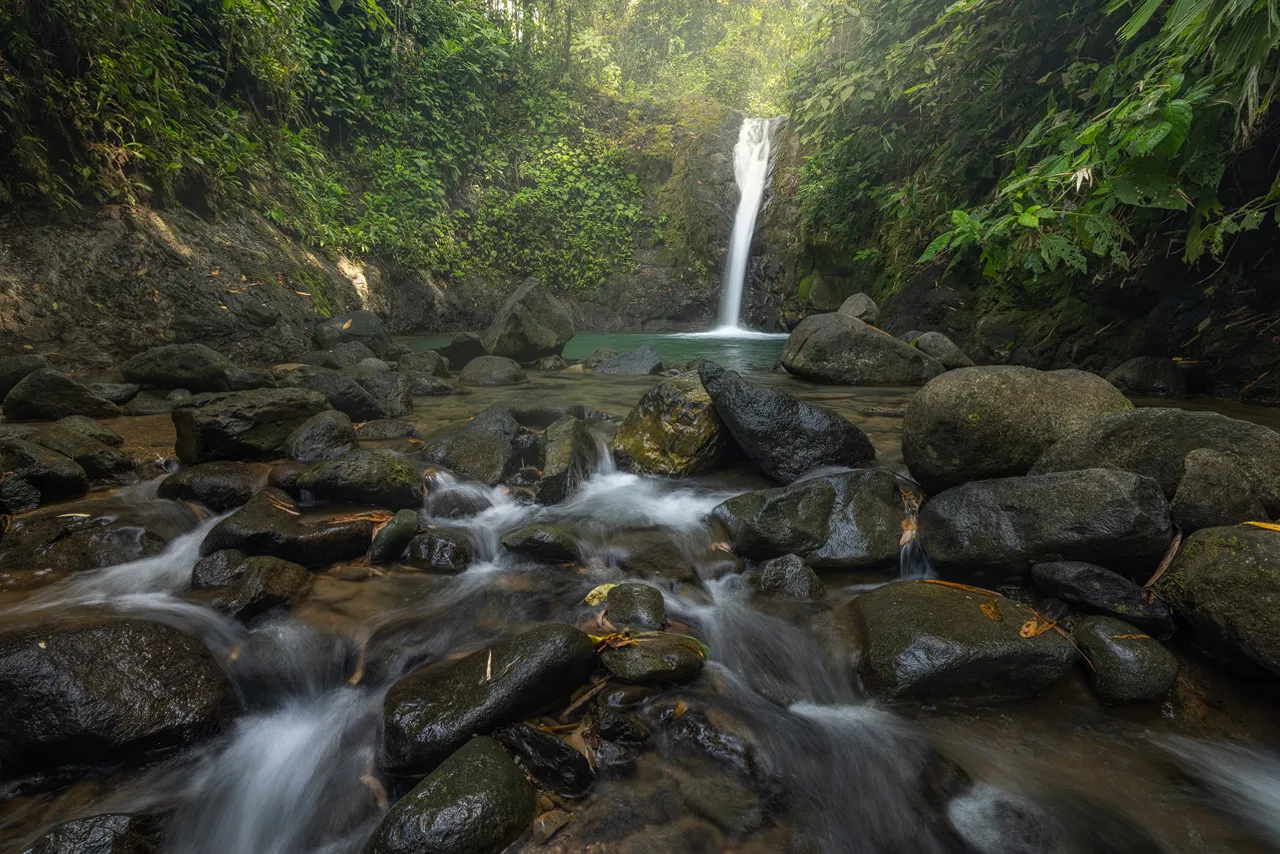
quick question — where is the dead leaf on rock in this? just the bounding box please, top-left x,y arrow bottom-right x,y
1243,521 -> 1280,532
979,599 -> 1002,621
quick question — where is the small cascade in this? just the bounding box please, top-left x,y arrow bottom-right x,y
717,117 -> 779,330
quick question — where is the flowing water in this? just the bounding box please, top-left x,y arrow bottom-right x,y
5,336 -> 1280,853
717,116 -> 779,330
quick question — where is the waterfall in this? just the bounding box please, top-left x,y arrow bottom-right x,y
717,117 -> 777,330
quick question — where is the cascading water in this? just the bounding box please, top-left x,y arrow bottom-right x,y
716,117 -> 778,330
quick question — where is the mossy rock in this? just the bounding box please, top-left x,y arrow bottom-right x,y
612,374 -> 726,477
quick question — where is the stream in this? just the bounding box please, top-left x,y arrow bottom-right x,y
4,334 -> 1280,853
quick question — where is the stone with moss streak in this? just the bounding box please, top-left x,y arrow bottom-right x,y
613,373 -> 727,477
780,312 -> 945,386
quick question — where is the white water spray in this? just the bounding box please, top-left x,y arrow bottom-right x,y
717,117 -> 778,330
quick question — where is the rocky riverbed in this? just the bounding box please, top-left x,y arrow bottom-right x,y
4,283 -> 1280,854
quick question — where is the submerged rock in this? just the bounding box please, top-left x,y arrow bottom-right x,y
501,523 -> 582,563
314,310 -> 391,358
172,388 -> 330,464
680,777 -> 765,835
202,488 -> 372,569
493,722 -> 593,798
364,736 -> 534,854
535,415 -> 596,505
296,448 -> 424,509
121,343 -> 234,392
3,370 -> 120,421
300,370 -> 382,422
460,356 -> 527,387
381,623 -> 596,774
592,346 -> 664,376
480,276 -> 576,362
371,509 -> 420,563
780,313 -> 944,385
1030,561 -> 1174,636
612,373 -> 726,477
913,331 -> 974,369
20,813 -> 162,854
853,581 -> 1078,700
903,366 -> 1133,494
699,361 -> 874,482
1106,357 -> 1187,398
1073,616 -> 1178,704
408,529 -> 474,572
1030,408 -> 1280,517
712,470 -> 902,569
157,461 -> 270,511
423,404 -> 522,485
599,632 -> 705,684
918,469 -> 1172,580
605,582 -> 666,630
284,410 -> 359,462
0,619 -> 238,772
837,293 -> 879,324
1170,448 -> 1269,532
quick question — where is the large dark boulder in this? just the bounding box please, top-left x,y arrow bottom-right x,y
434,333 -> 487,369
493,723 -> 592,798
712,470 -> 902,569
363,736 -> 534,854
121,344 -> 234,392
460,356 -> 527,387
331,342 -> 379,369
299,370 -> 382,422
1106,356 -> 1187,398
0,439 -> 89,506
3,370 -> 119,421
314,310 -> 391,358
913,331 -> 974,369
284,410 -> 358,462
1073,616 -> 1178,704
591,346 -> 664,376
381,623 -> 596,774
582,348 -> 620,371
397,350 -> 450,378
172,389 -> 330,464
903,366 -> 1134,494
1031,561 -> 1174,636
755,554 -> 825,599
698,361 -> 874,482
408,529 -> 473,572
422,404 -> 522,485
779,313 -> 944,385
599,632 -> 704,684
612,374 -> 727,478
852,581 -> 1078,700
296,448 -> 424,509
1156,526 -> 1280,675
20,813 -> 161,854
90,382 -> 142,405
500,523 -> 582,563
206,554 -> 312,622
0,502 -> 199,577
837,293 -> 879,324
201,488 -> 372,568
919,469 -> 1172,581
480,276 -> 575,362
34,423 -> 134,482
1030,408 -> 1280,517
0,619 -> 238,772
1169,448 -> 1269,532
370,509 -> 420,563
51,415 -> 123,447
605,582 -> 666,630
359,372 -> 414,418
0,354 -> 52,399
535,416 -> 597,505
157,462 -> 270,511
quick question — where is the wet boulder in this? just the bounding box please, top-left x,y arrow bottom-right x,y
605,582 -> 666,630
359,372 -> 414,418
698,361 -> 874,482
356,419 -> 419,441
1031,561 -> 1174,636
314,310 -> 391,358
1170,448 -> 1269,532
903,366 -> 1133,494
712,470 -> 902,570
837,293 -> 879,324
172,388 -> 330,464
365,736 -> 534,854
3,370 -> 120,421
51,415 -> 123,447
397,350 -> 450,378
0,619 -> 238,772
330,343 -> 379,369
191,549 -> 250,588
779,313 -> 944,386
408,529 -> 473,572
435,333 -> 487,368
0,502 -> 198,577
591,346 -> 664,376
501,523 -> 581,563
226,367 -> 276,391
913,331 -> 974,370
122,393 -> 172,416
612,374 -> 726,477
371,509 -> 420,563
756,554 -> 825,599
0,439 -> 89,507
20,813 -> 162,854
208,555 -> 312,622
284,410 -> 358,462
121,344 -> 234,392
0,354 -> 52,399
1156,526 -> 1280,675
157,461 -> 270,511
381,623 -> 597,774
423,404 -> 523,485
1073,616 -> 1178,704
599,632 -> 705,684
296,448 -> 424,510
1031,408 -> 1280,517
460,356 -> 527,387
299,370 -> 382,422
90,382 -> 142,405
0,475 -> 41,515
918,469 -> 1172,581
480,276 -> 576,362
535,416 -> 597,505
583,348 -> 621,371
202,488 -> 372,569
1106,356 -> 1187,398
852,581 -> 1079,700
34,423 -> 135,482
493,722 -> 593,798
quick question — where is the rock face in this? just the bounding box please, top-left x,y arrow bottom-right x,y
591,346 -> 664,376
1030,408 -> 1280,517
1156,526 -> 1280,675
296,448 -> 424,509
712,470 -> 902,569
314,310 -> 391,358
284,410 -> 358,462
460,356 -> 527,387
837,293 -> 879,324
903,366 -> 1134,494
0,619 -> 238,771
1169,448 -> 1270,532
918,469 -> 1172,580
1073,616 -> 1178,704
913,332 -> 974,369
1106,356 -> 1187,398
202,488 -> 372,568
1031,561 -> 1174,636
157,461 -> 270,511
698,361 -> 874,482
535,416 -> 596,505
363,736 -> 535,854
480,277 -> 576,362
381,623 -> 596,774
172,388 -> 330,464
20,813 -> 161,854
853,581 -> 1078,700
612,374 -> 726,477
3,370 -> 120,420
121,343 -> 234,392
423,404 -> 523,485
779,313 -> 944,385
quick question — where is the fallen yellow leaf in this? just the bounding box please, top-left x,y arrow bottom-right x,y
584,583 -> 617,606
1244,521 -> 1280,532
